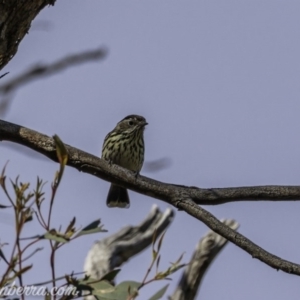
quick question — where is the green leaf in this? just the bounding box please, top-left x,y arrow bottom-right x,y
44,290 -> 51,300
148,284 -> 169,300
103,281 -> 140,300
152,249 -> 157,261
154,272 -> 167,280
75,219 -> 107,238
11,265 -> 32,279
64,217 -> 76,239
99,269 -> 121,282
89,281 -> 142,300
0,247 -> 9,264
53,134 -> 68,166
157,231 -> 166,253
81,219 -> 101,231
53,135 -> 68,187
168,263 -> 187,274
0,161 -> 8,187
44,231 -> 69,243
0,203 -> 10,208
152,228 -> 158,247
65,217 -> 76,232
174,252 -> 185,265
156,255 -> 161,272
80,280 -> 115,299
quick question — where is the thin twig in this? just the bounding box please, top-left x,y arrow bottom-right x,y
0,48 -> 108,116
0,48 -> 107,95
0,73 -> 9,80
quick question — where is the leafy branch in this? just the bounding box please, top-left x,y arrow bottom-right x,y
0,135 -> 106,300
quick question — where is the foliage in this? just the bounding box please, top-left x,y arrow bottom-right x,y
0,136 -> 185,299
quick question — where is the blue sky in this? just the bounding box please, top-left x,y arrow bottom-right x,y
1,1 -> 300,299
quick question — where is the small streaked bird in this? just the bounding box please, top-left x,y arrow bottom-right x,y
101,115 -> 148,208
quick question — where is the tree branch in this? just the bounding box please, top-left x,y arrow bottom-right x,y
177,197 -> 300,275
1,118 -> 300,276
0,47 -> 108,95
84,205 -> 174,280
171,219 -> 239,300
1,119 -> 300,205
0,0 -> 56,71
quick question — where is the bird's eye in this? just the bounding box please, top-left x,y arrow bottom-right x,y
129,121 -> 134,126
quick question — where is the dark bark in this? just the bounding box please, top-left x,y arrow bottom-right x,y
0,0 -> 56,71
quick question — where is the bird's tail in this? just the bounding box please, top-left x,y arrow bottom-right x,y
106,184 -> 130,208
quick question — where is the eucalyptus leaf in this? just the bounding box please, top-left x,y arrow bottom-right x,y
53,134 -> 68,166
91,281 -> 141,300
99,269 -> 121,282
148,284 -> 169,300
108,281 -> 141,300
75,219 -> 107,238
84,280 -> 115,299
44,232 -> 68,243
0,248 -> 9,264
0,204 -> 10,208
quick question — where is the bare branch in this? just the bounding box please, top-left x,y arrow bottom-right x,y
177,197 -> 300,275
0,47 -> 108,95
1,119 -> 300,205
84,205 -> 174,280
1,119 -> 300,276
0,48 -> 107,117
170,219 -> 239,300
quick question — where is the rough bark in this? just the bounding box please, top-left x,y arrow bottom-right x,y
170,219 -> 239,300
0,0 -> 56,71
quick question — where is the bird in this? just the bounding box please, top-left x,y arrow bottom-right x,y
101,115 -> 148,208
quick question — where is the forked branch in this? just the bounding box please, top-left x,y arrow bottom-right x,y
1,118 -> 300,276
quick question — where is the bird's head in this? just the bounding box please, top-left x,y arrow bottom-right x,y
116,115 -> 148,134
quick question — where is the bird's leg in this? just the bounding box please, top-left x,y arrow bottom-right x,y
107,155 -> 114,166
105,158 -> 113,167
134,170 -> 140,179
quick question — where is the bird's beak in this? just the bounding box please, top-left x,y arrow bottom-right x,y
140,121 -> 148,127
